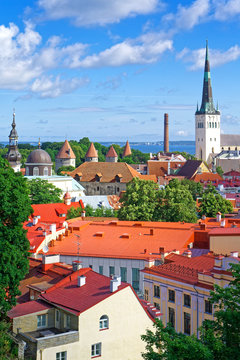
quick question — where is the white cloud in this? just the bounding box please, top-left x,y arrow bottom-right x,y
164,0 -> 210,31
74,34 -> 172,68
214,0 -> 240,21
31,75 -> 89,98
38,0 -> 162,26
177,130 -> 188,136
177,45 -> 240,70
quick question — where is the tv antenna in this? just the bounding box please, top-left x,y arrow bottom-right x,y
74,234 -> 81,263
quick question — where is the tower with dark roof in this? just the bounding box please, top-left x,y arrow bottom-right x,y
6,111 -> 22,172
195,41 -> 221,163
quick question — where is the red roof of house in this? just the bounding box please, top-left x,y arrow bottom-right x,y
123,140 -> 132,157
143,253 -> 215,285
85,142 -> 98,158
106,145 -> 118,158
45,220 -> 195,260
8,300 -> 52,319
148,161 -> 185,177
192,173 -> 223,182
56,140 -> 76,159
223,170 -> 240,177
41,268 -> 129,315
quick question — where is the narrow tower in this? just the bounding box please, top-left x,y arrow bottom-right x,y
195,41 -> 220,163
6,110 -> 22,172
164,113 -> 169,153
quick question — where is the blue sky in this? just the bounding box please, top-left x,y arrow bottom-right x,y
1,0 -> 240,142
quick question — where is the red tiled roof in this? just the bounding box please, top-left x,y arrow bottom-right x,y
30,202 -> 83,224
70,162 -> 156,183
148,161 -> 185,177
41,269 -> 129,315
106,145 -> 118,158
209,227 -> 240,235
56,140 -> 76,159
123,140 -> 132,157
192,173 -> 223,182
85,142 -> 98,158
8,300 -> 52,318
224,170 -> 240,177
143,254 -> 215,285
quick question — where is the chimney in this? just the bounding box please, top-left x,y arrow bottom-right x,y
78,275 -> 86,287
150,229 -> 154,235
164,113 -> 169,153
183,249 -> 192,258
72,260 -> 82,271
167,161 -> 170,175
216,212 -> 221,222
42,254 -> 60,272
110,278 -> 119,292
33,216 -> 38,225
220,219 -> 225,227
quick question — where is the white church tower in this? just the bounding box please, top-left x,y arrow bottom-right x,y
195,41 -> 220,163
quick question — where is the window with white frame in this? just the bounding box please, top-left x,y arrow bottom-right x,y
99,315 -> 108,330
91,342 -> 101,357
37,314 -> 47,328
56,351 -> 67,360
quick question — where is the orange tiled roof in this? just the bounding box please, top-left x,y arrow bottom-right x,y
70,162 -> 157,183
85,142 -> 98,158
106,145 -> 118,158
56,140 -> 76,159
123,140 -> 132,157
45,220 -> 195,260
192,173 -> 222,182
148,161 -> 185,177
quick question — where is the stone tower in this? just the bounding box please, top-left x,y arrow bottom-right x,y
195,41 -> 220,163
55,140 -> 76,171
85,142 -> 98,162
6,111 -> 22,172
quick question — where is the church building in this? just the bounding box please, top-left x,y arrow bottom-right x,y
195,41 -> 240,164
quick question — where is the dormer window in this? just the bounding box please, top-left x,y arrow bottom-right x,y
115,174 -> 123,183
95,173 -> 102,182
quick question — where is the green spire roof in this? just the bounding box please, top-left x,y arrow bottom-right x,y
196,41 -> 220,115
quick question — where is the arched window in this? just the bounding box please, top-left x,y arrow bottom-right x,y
99,315 -> 109,330
44,167 -> 48,176
33,167 -> 39,176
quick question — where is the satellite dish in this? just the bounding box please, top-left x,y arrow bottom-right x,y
42,245 -> 49,253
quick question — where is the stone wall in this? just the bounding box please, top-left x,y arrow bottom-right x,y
80,181 -> 126,196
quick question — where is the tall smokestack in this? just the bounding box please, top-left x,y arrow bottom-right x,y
164,113 -> 169,153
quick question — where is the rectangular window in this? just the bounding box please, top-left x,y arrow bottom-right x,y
154,302 -> 160,310
184,294 -> 191,308
168,307 -> 175,328
56,352 -> 67,360
64,314 -> 71,329
132,268 -> 140,291
120,267 -> 127,282
99,265 -> 103,275
154,285 -> 160,298
144,289 -> 149,301
109,266 -> 115,277
168,289 -> 175,303
205,300 -> 212,314
37,314 -> 47,328
184,312 -> 191,335
91,343 -> 101,357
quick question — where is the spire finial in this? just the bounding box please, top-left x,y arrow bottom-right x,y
38,138 -> 41,149
205,39 -> 209,61
12,108 -> 16,127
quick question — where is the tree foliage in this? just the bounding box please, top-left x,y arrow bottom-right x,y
57,165 -> 75,175
118,178 -> 158,221
0,158 -> 32,314
67,204 -> 117,219
27,178 -> 62,204
0,320 -> 18,359
198,186 -> 233,217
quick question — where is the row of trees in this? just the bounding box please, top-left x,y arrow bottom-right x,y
118,178 -> 233,222
141,263 -> 240,360
67,204 -> 117,219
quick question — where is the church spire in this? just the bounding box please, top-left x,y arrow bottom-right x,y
196,40 -> 219,115
6,110 -> 22,172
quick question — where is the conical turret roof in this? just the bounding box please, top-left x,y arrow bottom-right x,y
106,145 -> 118,158
123,140 -> 132,157
56,140 -> 76,159
85,142 -> 98,158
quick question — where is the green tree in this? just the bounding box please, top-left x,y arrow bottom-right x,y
216,166 -> 224,177
57,165 -> 75,175
0,158 -> 32,314
179,179 -> 204,200
27,178 -> 62,204
198,192 -> 233,217
118,178 -> 157,221
141,320 -> 212,360
201,263 -> 240,360
0,320 -> 18,359
155,180 -> 198,223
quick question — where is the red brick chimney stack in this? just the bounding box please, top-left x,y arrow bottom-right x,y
164,113 -> 169,153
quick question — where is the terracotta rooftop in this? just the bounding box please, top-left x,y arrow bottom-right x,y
123,140 -> 132,157
85,142 -> 98,158
143,253 -> 215,285
224,170 -> 240,177
177,160 -> 207,179
45,219 -> 195,260
192,173 -> 222,182
56,140 -> 76,159
148,161 -> 185,177
106,145 -> 118,158
70,162 -> 157,183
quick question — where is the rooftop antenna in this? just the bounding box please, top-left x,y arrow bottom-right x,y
74,234 -> 81,263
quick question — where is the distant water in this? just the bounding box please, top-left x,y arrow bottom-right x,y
0,141 -> 196,155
